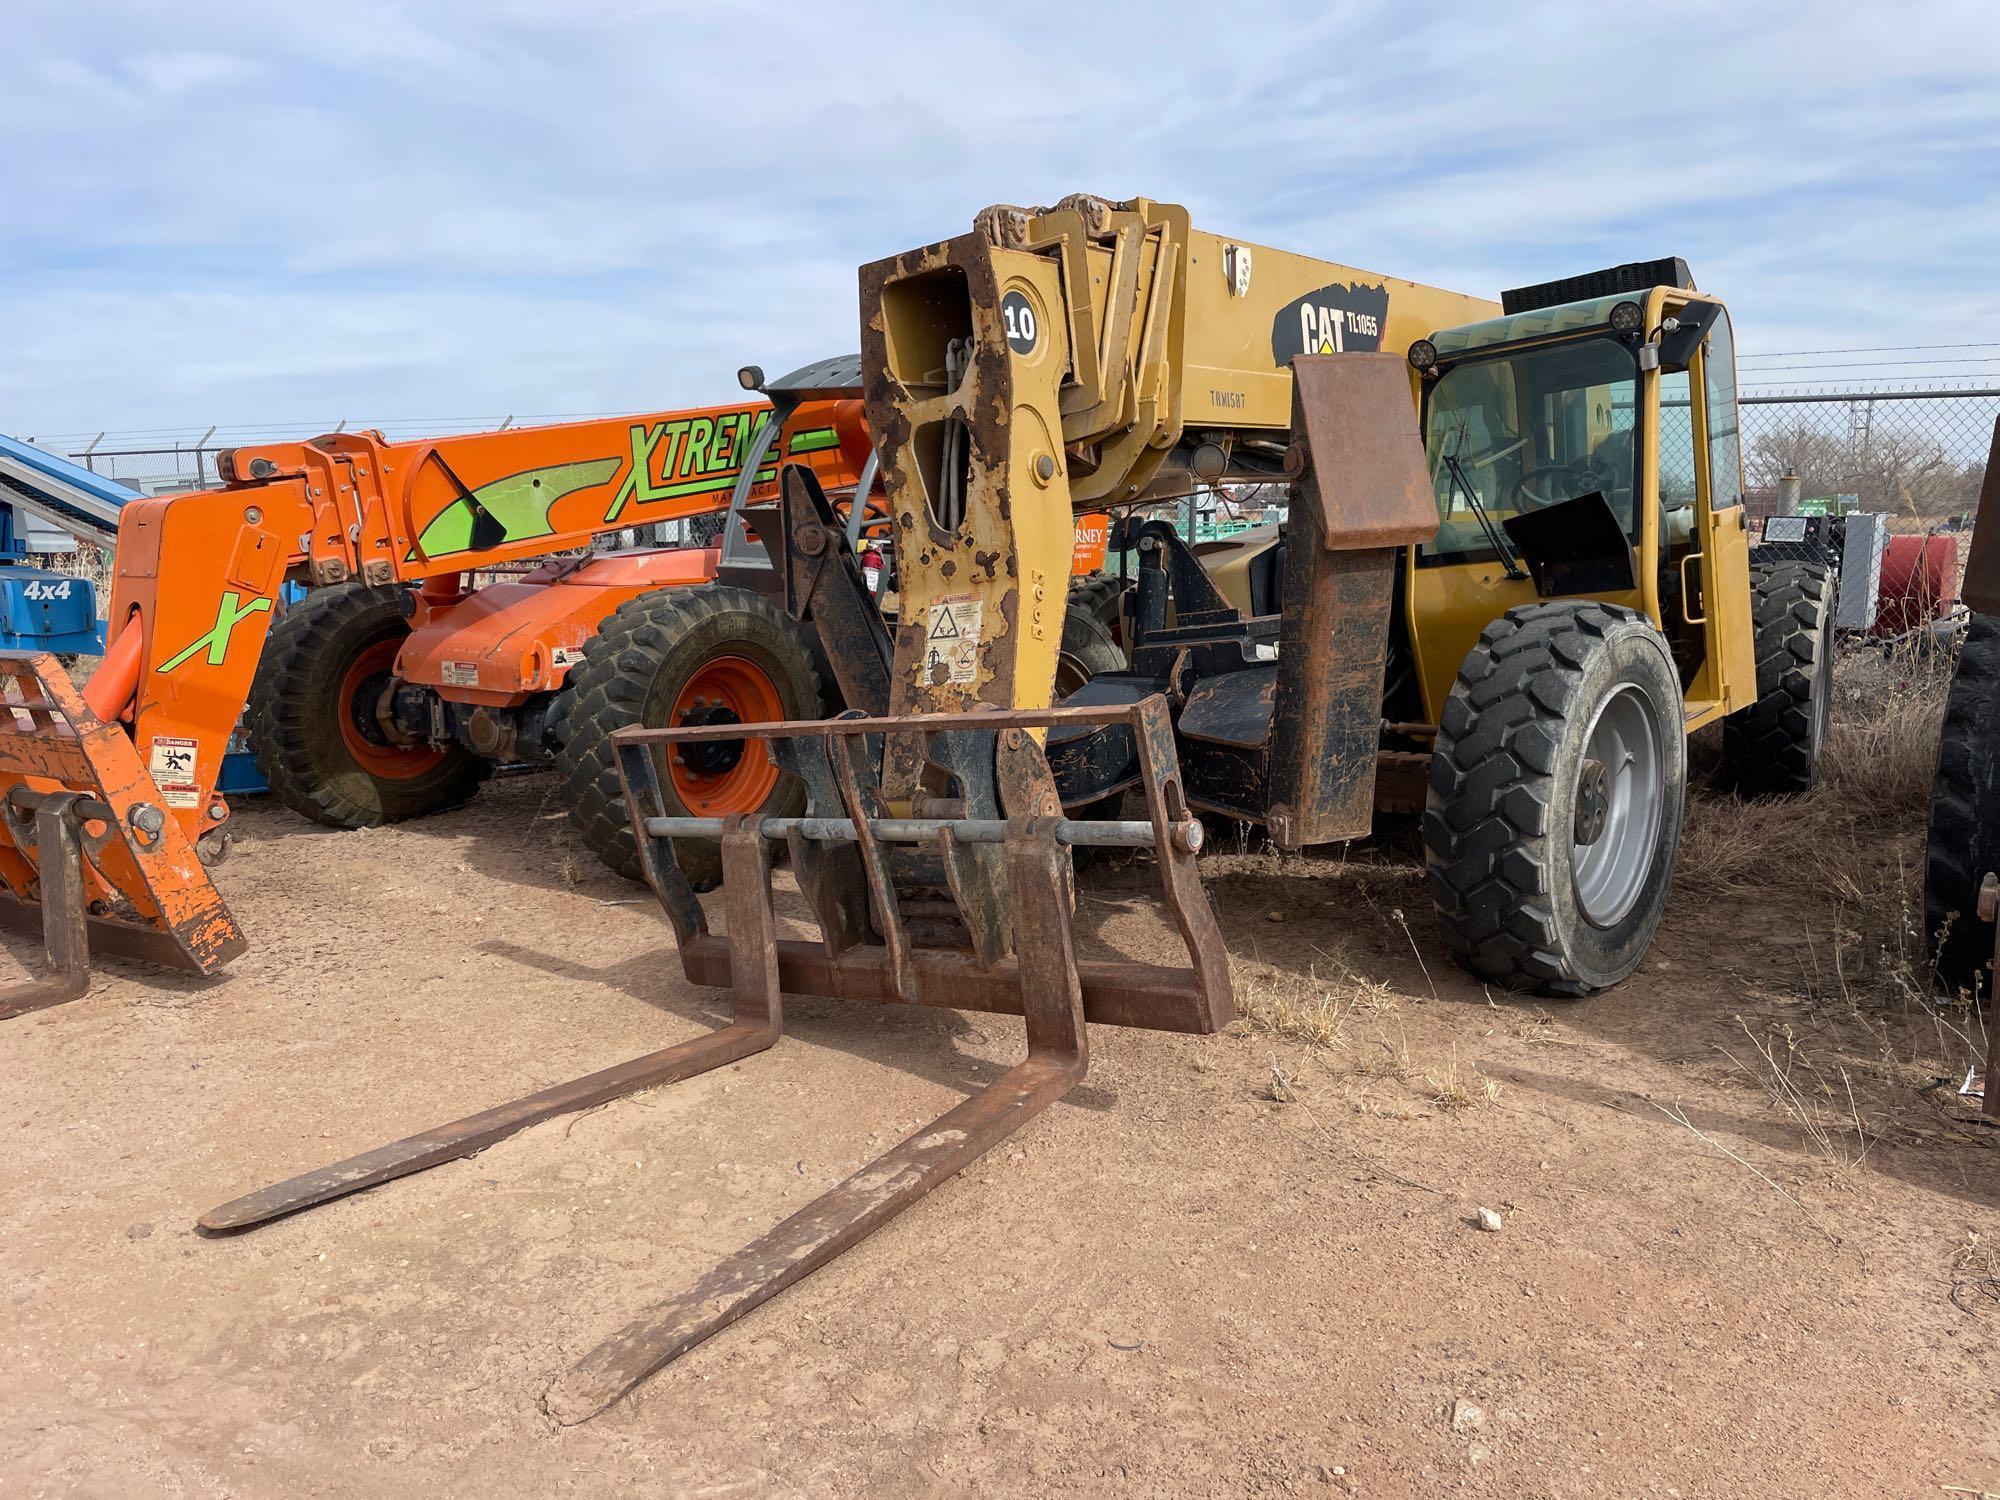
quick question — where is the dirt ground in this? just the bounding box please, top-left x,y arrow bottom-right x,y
4,758 -> 1999,1497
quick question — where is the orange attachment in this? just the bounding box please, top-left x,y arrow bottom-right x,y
81,616 -> 144,724
0,654 -> 244,979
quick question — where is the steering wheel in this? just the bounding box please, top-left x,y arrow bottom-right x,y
1514,459 -> 1611,508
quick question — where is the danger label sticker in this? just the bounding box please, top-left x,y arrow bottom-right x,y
550,646 -> 583,671
922,595 -> 983,686
148,736 -> 201,810
440,660 -> 480,688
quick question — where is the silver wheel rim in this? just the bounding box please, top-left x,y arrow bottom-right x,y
1572,682 -> 1665,928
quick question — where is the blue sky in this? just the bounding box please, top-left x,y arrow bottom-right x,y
5,0 -> 1998,443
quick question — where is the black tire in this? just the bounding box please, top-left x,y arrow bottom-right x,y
1926,612 -> 2000,999
247,582 -> 490,828
1067,573 -> 1130,640
1424,602 -> 1687,997
553,584 -> 822,889
1056,602 -> 1125,693
1052,603 -> 1130,822
1720,560 -> 1834,797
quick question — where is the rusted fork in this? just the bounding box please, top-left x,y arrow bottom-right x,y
198,696 -> 1230,1424
544,810 -> 1088,1423
200,820 -> 785,1231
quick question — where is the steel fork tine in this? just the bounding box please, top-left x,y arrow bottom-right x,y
199,821 -> 785,1233
544,817 -> 1085,1424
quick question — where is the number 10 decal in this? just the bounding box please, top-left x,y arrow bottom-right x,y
1001,290 -> 1039,356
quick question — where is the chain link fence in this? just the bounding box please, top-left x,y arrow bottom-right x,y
1739,389 -> 1994,529
27,387 -> 1999,511
1736,389 -> 1991,615
18,382 -> 1999,567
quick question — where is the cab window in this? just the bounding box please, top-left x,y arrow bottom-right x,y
1702,308 -> 1744,508
1658,369 -> 1700,545
1422,337 -> 1639,562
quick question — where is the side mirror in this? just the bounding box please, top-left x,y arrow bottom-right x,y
1657,302 -> 1721,372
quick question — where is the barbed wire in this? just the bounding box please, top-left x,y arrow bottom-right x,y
1741,341 -> 2000,359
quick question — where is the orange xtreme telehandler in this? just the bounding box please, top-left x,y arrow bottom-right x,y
0,359 -> 877,1011
0,356 -> 1117,1011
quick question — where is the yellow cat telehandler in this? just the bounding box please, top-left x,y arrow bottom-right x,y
201,196 -> 1825,1420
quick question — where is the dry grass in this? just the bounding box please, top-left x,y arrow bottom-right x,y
1264,1064 -> 1306,1104
1231,957 -> 1396,1052
1679,641 -> 1951,906
1948,1230 -> 2000,1320
1820,649 -> 1959,813
1679,641 -> 1955,1009
1717,1017 -> 1872,1171
36,543 -> 115,616
1513,1006 -> 1574,1049
1679,633 -> 1990,1145
1951,1228 -> 2000,1281
1348,1020 -> 1417,1084
1653,1099 -> 1835,1240
1424,1047 -> 1500,1111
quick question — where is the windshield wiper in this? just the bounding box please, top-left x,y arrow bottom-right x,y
1442,453 -> 1527,581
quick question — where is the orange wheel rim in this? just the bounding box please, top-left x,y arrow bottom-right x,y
664,655 -> 783,816
338,638 -> 445,780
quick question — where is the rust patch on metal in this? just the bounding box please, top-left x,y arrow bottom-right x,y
1264,358 -> 1435,848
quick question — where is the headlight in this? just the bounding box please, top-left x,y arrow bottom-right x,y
1407,338 -> 1439,372
1608,300 -> 1644,336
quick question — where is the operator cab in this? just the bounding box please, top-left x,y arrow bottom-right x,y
1405,260 -> 1757,728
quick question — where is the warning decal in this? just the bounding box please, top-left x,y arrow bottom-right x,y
148,736 -> 202,810
551,646 -> 582,671
922,595 -> 983,686
440,660 -> 480,688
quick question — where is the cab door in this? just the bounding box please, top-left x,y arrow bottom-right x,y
1685,301 -> 1757,716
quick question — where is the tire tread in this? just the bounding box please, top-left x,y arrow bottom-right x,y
1424,601 -> 1666,996
552,584 -> 822,887
247,583 -> 489,829
1720,560 -> 1833,796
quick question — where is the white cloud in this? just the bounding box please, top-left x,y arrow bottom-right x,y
4,0 -> 1997,436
